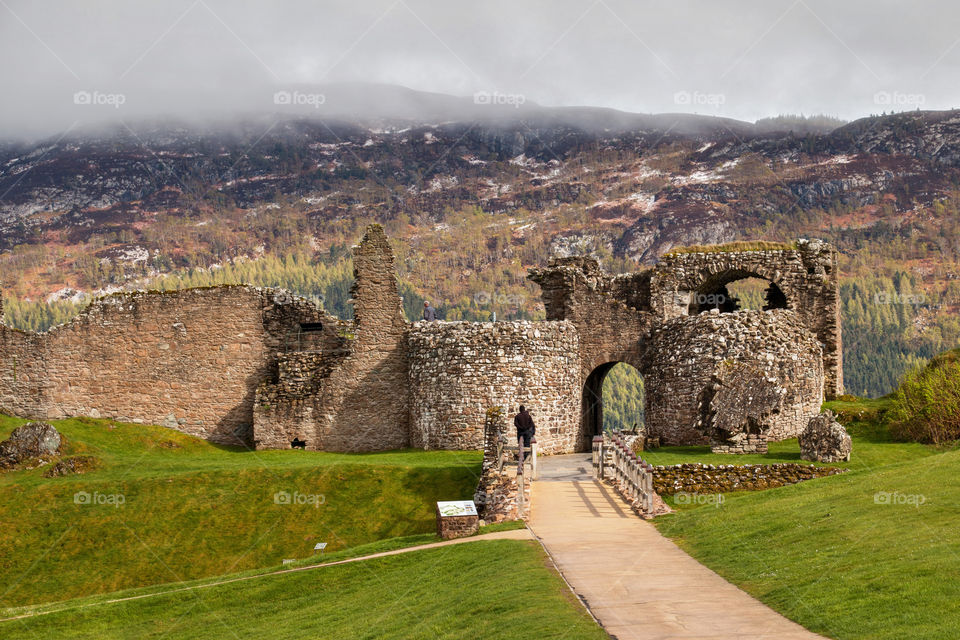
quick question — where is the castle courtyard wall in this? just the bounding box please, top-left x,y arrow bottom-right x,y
407,321 -> 581,453
0,286 -> 325,446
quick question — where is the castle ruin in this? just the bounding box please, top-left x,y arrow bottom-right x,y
0,225 -> 840,454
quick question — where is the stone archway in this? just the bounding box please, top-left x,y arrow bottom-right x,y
580,361 -> 645,452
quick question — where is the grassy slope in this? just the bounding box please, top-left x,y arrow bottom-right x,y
0,540 -> 608,640
0,416 -> 481,608
651,399 -> 959,640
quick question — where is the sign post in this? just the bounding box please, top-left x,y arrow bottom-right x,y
435,500 -> 479,539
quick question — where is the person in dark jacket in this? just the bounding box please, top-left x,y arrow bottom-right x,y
423,301 -> 437,321
514,405 -> 535,447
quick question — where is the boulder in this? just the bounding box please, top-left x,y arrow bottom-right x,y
0,422 -> 63,468
800,410 -> 851,462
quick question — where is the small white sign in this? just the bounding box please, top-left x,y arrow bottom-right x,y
437,500 -> 478,517
314,542 -> 327,551
282,559 -> 295,565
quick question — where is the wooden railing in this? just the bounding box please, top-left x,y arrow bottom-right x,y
592,432 -> 655,515
496,434 -> 538,480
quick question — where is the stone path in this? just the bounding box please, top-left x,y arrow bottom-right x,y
529,455 -> 826,640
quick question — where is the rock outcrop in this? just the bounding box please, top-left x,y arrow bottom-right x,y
800,410 -> 852,462
0,422 -> 62,468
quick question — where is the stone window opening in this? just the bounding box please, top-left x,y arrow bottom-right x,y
282,322 -> 326,352
688,272 -> 788,315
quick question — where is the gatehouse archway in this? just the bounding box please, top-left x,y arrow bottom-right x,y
580,361 -> 645,451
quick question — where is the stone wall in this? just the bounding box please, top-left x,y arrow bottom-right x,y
644,309 -> 824,446
253,224 -> 411,452
407,321 -> 581,453
0,228 -> 840,457
473,407 -> 529,522
652,462 -> 846,495
0,286 -> 326,446
649,239 -> 842,397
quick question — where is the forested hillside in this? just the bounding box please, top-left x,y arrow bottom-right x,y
4,107 -> 960,398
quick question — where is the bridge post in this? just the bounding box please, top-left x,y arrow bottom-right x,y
592,436 -> 604,479
530,437 -> 538,480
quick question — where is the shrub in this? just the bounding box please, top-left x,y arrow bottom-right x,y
887,348 -> 960,444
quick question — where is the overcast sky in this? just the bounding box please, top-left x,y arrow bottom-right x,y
2,0 -> 959,138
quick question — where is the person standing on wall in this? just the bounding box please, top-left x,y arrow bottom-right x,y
423,301 -> 437,321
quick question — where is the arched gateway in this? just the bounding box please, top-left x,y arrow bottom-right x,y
253,230 -> 839,454
0,225 -> 839,455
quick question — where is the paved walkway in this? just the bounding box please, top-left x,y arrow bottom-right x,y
529,455 -> 825,640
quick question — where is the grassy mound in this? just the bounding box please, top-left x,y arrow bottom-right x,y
887,347 -> 960,444
0,540 -> 606,640
652,398 -> 959,640
0,416 -> 481,607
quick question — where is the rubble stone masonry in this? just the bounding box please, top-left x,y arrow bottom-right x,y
0,226 -> 840,455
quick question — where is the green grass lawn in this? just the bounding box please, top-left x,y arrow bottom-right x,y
637,398 -> 935,472
651,398 -> 960,640
0,540 -> 606,640
0,415 -> 482,608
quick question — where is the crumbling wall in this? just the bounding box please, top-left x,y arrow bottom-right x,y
407,321 -> 580,453
0,286 -> 325,445
253,224 -> 411,452
649,239 -> 842,397
644,309 -> 824,446
529,257 -> 653,376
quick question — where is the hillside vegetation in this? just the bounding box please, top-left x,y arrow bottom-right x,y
887,347 -> 960,443
0,416 -> 481,607
7,111 -> 960,398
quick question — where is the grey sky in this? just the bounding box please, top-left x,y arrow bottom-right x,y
2,0 -> 958,137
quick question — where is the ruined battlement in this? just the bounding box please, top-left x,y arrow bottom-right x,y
0,285 -> 329,445
0,226 -> 841,455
